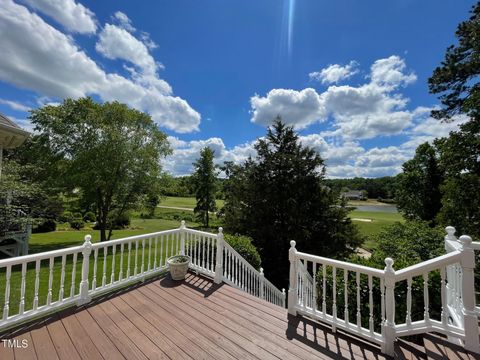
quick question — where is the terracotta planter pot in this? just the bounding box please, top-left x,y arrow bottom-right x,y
167,255 -> 191,280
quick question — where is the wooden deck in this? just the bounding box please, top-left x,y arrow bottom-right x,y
0,273 -> 477,360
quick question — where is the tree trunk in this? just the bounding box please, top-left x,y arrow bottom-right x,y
206,210 -> 209,228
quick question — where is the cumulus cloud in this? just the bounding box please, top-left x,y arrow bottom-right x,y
309,61 -> 358,84
250,88 -> 326,128
0,0 -> 200,133
112,11 -> 135,32
20,0 -> 96,33
251,56 -> 416,139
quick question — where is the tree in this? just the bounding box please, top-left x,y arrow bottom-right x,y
192,147 -> 218,227
395,143 -> 443,224
222,119 -> 363,288
29,98 -> 171,241
428,3 -> 480,238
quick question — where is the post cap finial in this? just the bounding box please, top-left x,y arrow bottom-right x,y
282,288 -> 285,294
218,227 -> 223,234
84,234 -> 92,243
181,220 -> 186,227
384,257 -> 394,270
260,267 -> 264,275
459,235 -> 472,248
445,226 -> 456,237
290,240 -> 296,248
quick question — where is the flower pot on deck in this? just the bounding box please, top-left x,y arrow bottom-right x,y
167,255 -> 191,280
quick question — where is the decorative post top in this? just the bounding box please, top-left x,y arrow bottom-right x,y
260,267 -> 264,275
459,235 -> 473,250
82,234 -> 92,255
282,288 -> 285,294
384,257 -> 395,274
180,220 -> 186,229
445,226 -> 456,240
218,227 -> 223,235
290,240 -> 296,249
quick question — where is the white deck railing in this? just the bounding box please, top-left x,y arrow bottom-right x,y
0,221 -> 284,332
288,227 -> 480,356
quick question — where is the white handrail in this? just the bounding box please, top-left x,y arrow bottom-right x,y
288,227 -> 480,356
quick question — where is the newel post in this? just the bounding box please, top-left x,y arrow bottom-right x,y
259,268 -> 265,299
78,235 -> 92,306
288,240 -> 298,316
459,235 -> 480,353
214,227 -> 224,284
382,257 -> 396,357
444,226 -> 456,307
179,220 -> 186,255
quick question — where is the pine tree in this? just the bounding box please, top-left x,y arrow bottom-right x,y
192,147 -> 218,228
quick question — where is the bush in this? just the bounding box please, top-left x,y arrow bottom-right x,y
59,211 -> 73,223
111,212 -> 130,229
224,234 -> 261,270
73,212 -> 83,220
33,219 -> 57,233
83,211 -> 96,222
69,219 -> 85,230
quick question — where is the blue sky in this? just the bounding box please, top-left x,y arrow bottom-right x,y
0,0 -> 474,177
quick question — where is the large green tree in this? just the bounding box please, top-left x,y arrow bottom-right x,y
428,3 -> 480,238
192,147 -> 218,228
395,142 -> 443,224
29,97 -> 171,241
222,120 -> 362,288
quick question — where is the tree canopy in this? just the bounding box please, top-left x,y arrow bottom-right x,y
28,97 -> 171,241
192,147 -> 218,228
222,119 -> 363,288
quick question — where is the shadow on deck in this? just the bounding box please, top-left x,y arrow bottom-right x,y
0,273 -> 476,359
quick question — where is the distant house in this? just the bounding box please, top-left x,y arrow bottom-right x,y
342,189 -> 367,200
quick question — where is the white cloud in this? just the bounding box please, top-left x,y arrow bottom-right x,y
251,56 -> 416,140
250,88 -> 326,128
0,0 -> 200,133
20,0 -> 96,33
0,98 -> 30,112
309,61 -> 358,84
113,11 -> 135,32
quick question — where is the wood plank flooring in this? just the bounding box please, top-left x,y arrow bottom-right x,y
0,273 -> 477,359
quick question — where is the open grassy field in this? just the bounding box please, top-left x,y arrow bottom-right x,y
161,196 -> 224,209
350,210 -> 403,250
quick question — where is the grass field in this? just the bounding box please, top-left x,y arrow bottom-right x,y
350,210 -> 403,250
161,196 -> 224,209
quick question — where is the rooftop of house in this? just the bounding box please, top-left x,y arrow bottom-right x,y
0,272 -> 475,360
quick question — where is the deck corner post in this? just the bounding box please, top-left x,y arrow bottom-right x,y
259,268 -> 265,299
288,240 -> 298,316
459,235 -> 480,353
214,227 -> 224,284
78,234 -> 92,306
179,220 -> 186,255
382,257 -> 396,357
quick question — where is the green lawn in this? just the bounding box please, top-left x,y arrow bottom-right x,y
161,196 -> 224,209
349,210 -> 403,250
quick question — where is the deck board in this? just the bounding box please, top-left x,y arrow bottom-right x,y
0,272 -> 478,360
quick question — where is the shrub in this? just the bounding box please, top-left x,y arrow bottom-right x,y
224,234 -> 261,270
111,212 -> 130,229
59,211 -> 73,223
73,212 -> 83,220
33,219 -> 57,233
69,219 -> 85,230
83,211 -> 96,222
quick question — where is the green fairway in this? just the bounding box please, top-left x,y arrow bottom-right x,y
161,196 -> 224,209
349,210 -> 403,250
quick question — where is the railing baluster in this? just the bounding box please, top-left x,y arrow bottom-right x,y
141,238 -> 145,275
154,236 -> 158,270
302,260 -> 307,310
111,244 -> 116,284
440,267 -> 447,326
148,237 -> 152,272
101,246 -> 107,287
406,277 -> 412,325
127,242 -> 131,278
119,243 -> 124,281
47,257 -> 54,306
333,266 -> 337,323
170,233 -> 174,257
33,260 -> 40,310
423,272 -> 430,321
3,265 -> 11,320
207,236 -> 211,271
368,274 -> 373,333
313,262 -> 317,313
92,248 -> 98,289
134,240 -> 139,276
322,264 -> 326,316
70,253 -> 77,298
161,234 -> 165,267
380,278 -> 385,337
19,262 -> 27,314
59,254 -> 66,301
202,235 -> 206,269
344,269 -> 349,325
356,272 -> 361,328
